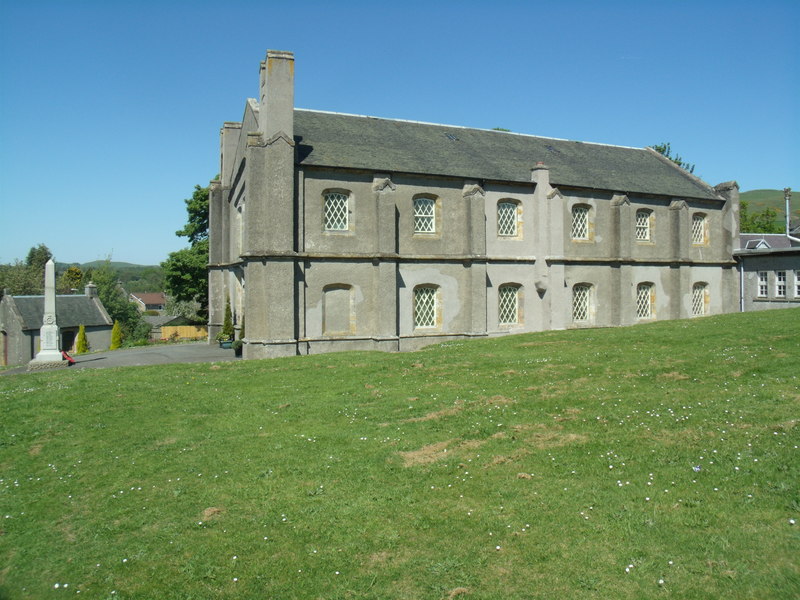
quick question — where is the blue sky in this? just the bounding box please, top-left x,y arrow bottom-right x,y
1,0 -> 797,266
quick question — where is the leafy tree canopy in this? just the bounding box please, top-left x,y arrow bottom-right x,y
175,185 -> 210,245
739,200 -> 783,234
0,244 -> 53,296
650,142 -> 695,174
25,243 -> 53,270
163,183 -> 211,319
162,239 -> 209,318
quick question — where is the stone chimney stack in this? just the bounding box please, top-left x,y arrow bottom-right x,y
259,50 -> 294,140
84,282 -> 97,299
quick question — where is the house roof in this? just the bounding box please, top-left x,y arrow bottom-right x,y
739,234 -> 796,250
131,292 -> 166,305
10,295 -> 113,330
292,109 -> 723,201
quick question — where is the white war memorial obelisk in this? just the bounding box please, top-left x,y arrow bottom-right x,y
30,258 -> 66,366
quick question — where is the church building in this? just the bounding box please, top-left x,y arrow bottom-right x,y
208,50 -> 740,359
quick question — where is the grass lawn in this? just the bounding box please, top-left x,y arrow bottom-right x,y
1,309 -> 798,599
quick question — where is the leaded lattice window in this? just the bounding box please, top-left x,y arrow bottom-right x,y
572,205 -> 589,240
691,213 -> 706,245
498,285 -> 519,325
414,286 -> 437,328
324,192 -> 349,231
636,283 -> 654,319
635,210 -> 651,241
413,197 -> 435,233
776,271 -> 786,298
795,271 -> 800,297
692,283 -> 707,316
497,202 -> 518,237
572,284 -> 590,322
757,271 -> 768,297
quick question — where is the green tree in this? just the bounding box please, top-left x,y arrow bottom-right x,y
75,324 -> 89,354
739,200 -> 782,233
650,142 -> 695,174
25,243 -> 53,271
163,183 -> 211,319
110,320 -> 122,350
0,244 -> 54,296
91,262 -> 150,343
58,266 -> 84,293
221,298 -> 234,340
176,185 -> 210,245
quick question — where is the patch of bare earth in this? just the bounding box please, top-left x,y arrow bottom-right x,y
403,403 -> 463,423
399,441 -> 453,467
29,443 -> 43,456
659,371 -> 690,380
446,588 -> 470,599
202,507 -> 225,521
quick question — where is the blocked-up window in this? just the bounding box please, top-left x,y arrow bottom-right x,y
635,209 -> 652,241
413,197 -> 435,233
691,213 -> 707,245
414,286 -> 438,328
572,284 -> 591,322
323,285 -> 353,334
636,283 -> 655,319
571,205 -> 590,240
692,283 -> 708,316
498,285 -> 520,325
757,271 -> 768,297
324,192 -> 349,231
776,271 -> 786,298
497,201 -> 519,237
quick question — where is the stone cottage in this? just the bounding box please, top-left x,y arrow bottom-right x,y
208,50 -> 740,360
0,283 -> 113,366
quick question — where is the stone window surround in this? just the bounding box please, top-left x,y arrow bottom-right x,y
757,271 -> 768,298
323,189 -> 351,232
497,199 -> 522,238
636,282 -> 655,320
635,208 -> 653,242
572,283 -> 592,323
691,282 -> 708,316
498,283 -> 522,326
412,195 -> 438,234
776,270 -> 787,298
571,204 -> 593,241
691,212 -> 709,246
413,285 -> 440,329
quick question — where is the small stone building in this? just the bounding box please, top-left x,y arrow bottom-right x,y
209,50 -> 741,360
736,234 -> 800,311
0,284 -> 113,366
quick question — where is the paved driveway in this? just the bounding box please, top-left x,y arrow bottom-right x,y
2,342 -> 239,375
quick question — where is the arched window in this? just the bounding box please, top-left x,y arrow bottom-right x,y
413,196 -> 436,233
414,285 -> 439,329
497,200 -> 521,237
691,282 -> 708,316
571,204 -> 591,240
691,213 -> 707,245
635,209 -> 652,241
636,282 -> 655,319
498,284 -> 521,325
572,283 -> 592,323
324,191 -> 350,231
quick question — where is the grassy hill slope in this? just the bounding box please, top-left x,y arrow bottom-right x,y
1,310 -> 798,599
740,189 -> 799,228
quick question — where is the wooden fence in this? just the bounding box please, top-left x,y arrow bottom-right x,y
159,325 -> 208,341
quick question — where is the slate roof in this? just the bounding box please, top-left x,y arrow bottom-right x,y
11,295 -> 112,330
739,234 -> 796,250
292,109 -> 723,202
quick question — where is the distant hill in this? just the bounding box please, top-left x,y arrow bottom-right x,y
54,261 -> 164,293
740,189 -> 799,228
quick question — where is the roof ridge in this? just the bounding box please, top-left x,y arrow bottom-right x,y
294,108 -> 645,151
